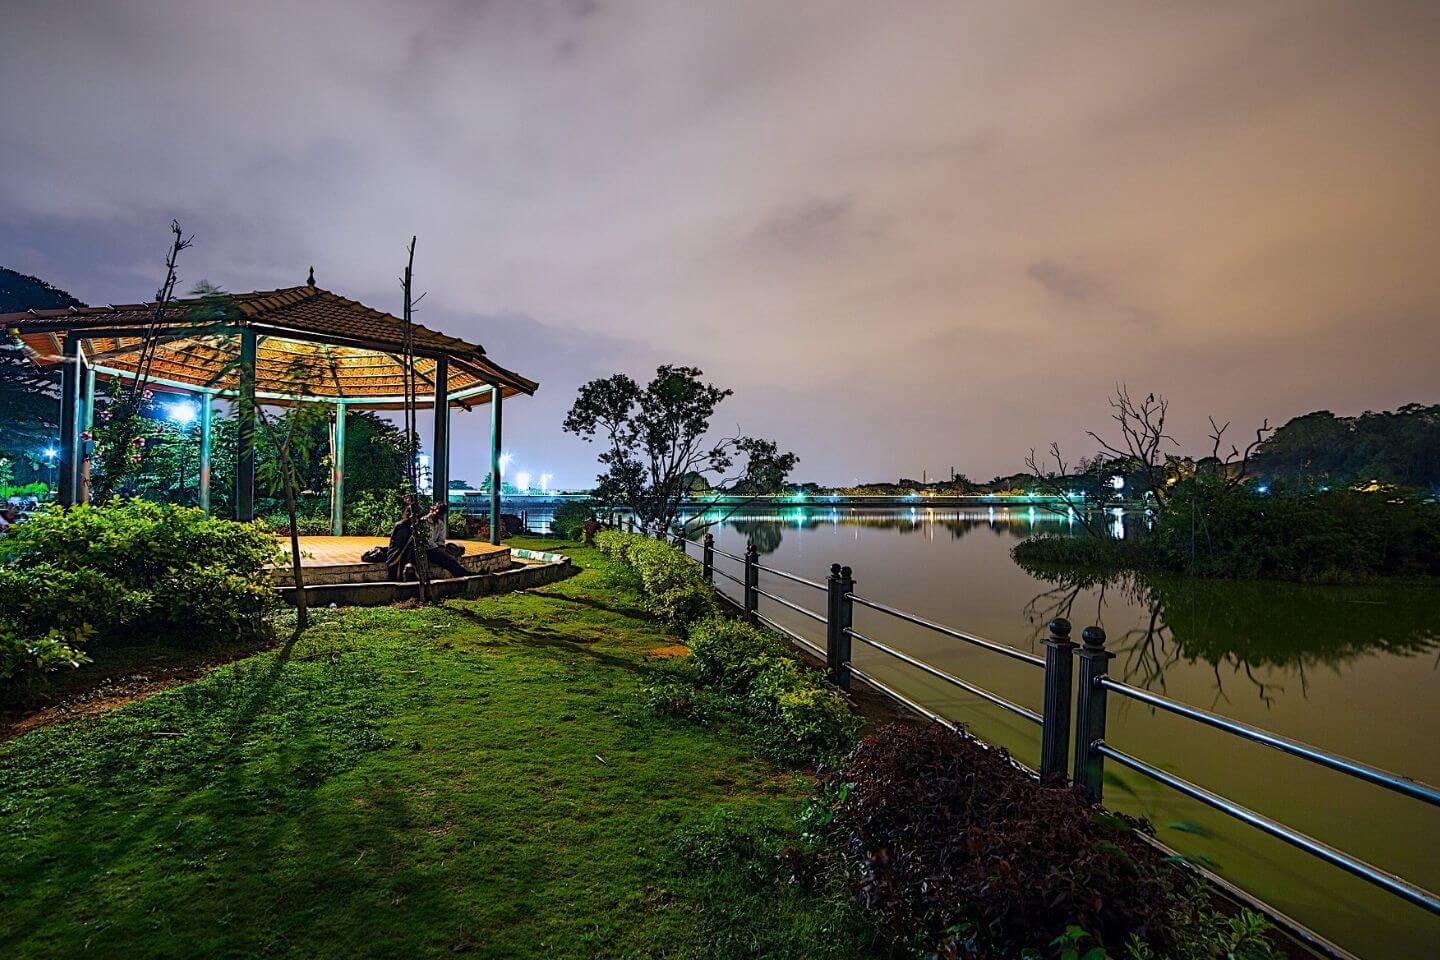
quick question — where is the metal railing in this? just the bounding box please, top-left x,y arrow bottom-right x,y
676,531 -> 1075,776
669,529 -> 1440,937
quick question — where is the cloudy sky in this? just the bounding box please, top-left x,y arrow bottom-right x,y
4,0 -> 1438,488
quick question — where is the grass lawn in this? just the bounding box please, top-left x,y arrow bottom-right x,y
0,538 -> 890,959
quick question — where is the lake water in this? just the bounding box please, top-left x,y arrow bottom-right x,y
539,504 -> 1440,958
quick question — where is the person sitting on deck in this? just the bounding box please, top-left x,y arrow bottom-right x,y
0,504 -> 18,533
424,503 -> 470,578
385,504 -> 417,581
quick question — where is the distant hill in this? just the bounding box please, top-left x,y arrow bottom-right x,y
0,267 -> 84,313
1253,404 -> 1440,491
1,267 -> 83,477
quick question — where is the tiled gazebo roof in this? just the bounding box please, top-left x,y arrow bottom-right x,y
2,284 -> 537,408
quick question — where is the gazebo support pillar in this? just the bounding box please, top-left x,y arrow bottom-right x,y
79,364 -> 96,503
235,330 -> 257,522
330,401 -> 347,536
431,358 -> 449,510
198,394 -> 213,514
489,384 -> 503,545
58,335 -> 84,507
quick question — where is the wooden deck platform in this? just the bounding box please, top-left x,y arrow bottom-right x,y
269,536 -> 512,586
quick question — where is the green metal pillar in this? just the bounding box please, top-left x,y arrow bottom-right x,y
431,358 -> 450,508
198,394 -> 213,515
57,335 -> 83,506
235,330 -> 257,522
330,401 -> 347,536
489,384 -> 503,545
80,364 -> 96,503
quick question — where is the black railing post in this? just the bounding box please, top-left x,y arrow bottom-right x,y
1040,618 -> 1076,779
1072,625 -> 1112,802
825,563 -> 855,690
702,533 -> 714,584
743,541 -> 759,625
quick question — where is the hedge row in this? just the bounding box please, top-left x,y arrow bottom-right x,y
1,501 -> 279,692
685,616 -> 859,763
595,530 -> 716,629
595,530 -> 859,764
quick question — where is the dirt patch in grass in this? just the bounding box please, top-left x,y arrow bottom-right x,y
1,636 -> 277,741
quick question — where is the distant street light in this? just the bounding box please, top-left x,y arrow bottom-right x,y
42,446 -> 59,494
164,400 -> 201,503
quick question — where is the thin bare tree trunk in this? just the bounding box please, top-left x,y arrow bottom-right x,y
399,236 -> 431,600
94,221 -> 193,503
255,410 -> 309,630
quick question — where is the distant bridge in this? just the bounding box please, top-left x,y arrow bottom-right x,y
449,491 -> 1137,510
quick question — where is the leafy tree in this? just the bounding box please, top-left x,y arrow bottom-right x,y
563,365 -> 797,536
1254,404 -> 1440,490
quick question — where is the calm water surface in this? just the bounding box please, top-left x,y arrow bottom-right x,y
536,503 -> 1438,957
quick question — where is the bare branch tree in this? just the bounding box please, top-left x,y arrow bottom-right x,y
1024,442 -> 1102,537
398,236 -> 431,599
1205,415 -> 1273,487
92,221 -> 195,502
1084,384 -> 1180,512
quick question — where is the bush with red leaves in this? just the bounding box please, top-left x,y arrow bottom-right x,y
820,722 -> 1200,959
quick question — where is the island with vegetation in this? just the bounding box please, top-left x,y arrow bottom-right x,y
1012,390 -> 1440,583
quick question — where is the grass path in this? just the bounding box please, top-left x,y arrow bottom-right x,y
0,540 -> 886,959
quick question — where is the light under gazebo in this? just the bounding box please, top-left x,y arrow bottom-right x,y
3,277 -> 538,543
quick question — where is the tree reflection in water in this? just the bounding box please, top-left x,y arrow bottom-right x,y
1019,562 -> 1440,705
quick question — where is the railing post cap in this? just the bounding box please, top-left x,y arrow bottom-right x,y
1047,617 -> 1072,640
840,564 -> 852,580
703,532 -> 713,543
1082,625 -> 1107,648
829,562 -> 842,577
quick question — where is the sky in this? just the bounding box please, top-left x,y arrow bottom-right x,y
3,0 -> 1438,489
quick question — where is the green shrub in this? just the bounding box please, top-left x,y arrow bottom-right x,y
680,616 -> 859,764
0,481 -> 49,500
550,501 -> 595,539
598,531 -> 715,629
689,616 -> 792,693
255,497 -> 332,536
595,528 -> 643,563
0,501 -> 279,653
603,536 -> 856,762
1011,534 -> 1145,571
1,623 -> 90,690
627,537 -> 716,628
747,658 -> 862,764
346,488 -> 409,536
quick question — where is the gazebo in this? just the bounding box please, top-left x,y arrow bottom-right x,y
2,276 -> 537,544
